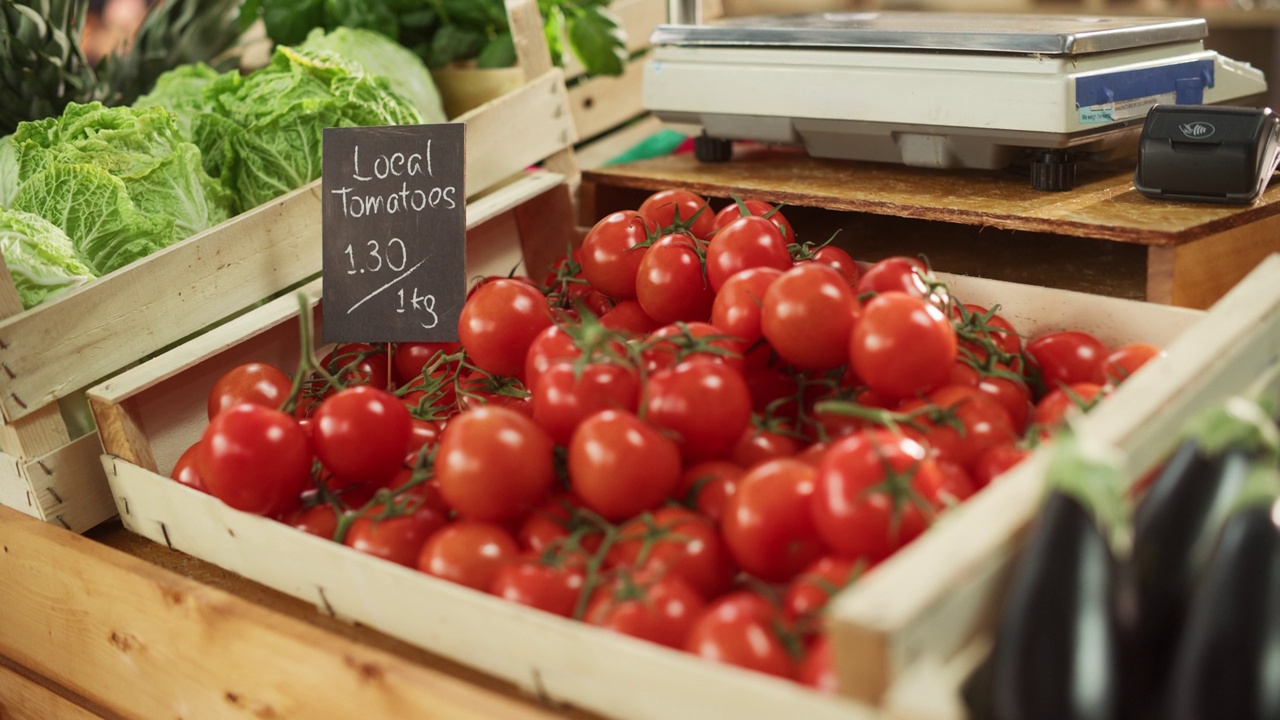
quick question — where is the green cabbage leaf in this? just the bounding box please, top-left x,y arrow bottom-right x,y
0,208 -> 97,309
299,27 -> 446,123
134,63 -> 223,140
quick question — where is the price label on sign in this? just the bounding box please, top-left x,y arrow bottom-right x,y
321,123 -> 466,343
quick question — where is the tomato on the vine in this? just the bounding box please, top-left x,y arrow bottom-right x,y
197,403 -> 312,516
638,189 -> 715,240
762,262 -> 859,371
568,409 -> 682,521
344,499 -> 448,567
783,555 -> 861,625
685,591 -> 799,679
490,554 -> 587,617
1102,342 -> 1162,386
170,441 -> 208,493
458,278 -> 554,379
319,343 -> 390,391
635,233 -> 715,325
312,385 -> 413,488
207,362 -> 292,420
811,428 -> 946,562
585,570 -> 706,649
713,199 -> 794,243
897,385 -> 1017,471
710,266 -> 783,346
850,292 -> 956,400
1025,330 -> 1109,391
705,215 -> 793,292
722,458 -> 826,582
417,520 -> 520,592
532,361 -> 641,447
609,507 -> 736,600
392,341 -> 461,387
435,405 -> 556,522
643,359 -> 752,463
580,210 -> 656,299
677,460 -> 743,524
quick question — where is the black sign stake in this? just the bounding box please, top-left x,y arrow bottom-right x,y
321,123 -> 466,343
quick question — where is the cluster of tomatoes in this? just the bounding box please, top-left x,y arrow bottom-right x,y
171,188 -> 1161,691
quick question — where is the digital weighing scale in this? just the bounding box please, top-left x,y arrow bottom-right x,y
642,12 -> 1268,189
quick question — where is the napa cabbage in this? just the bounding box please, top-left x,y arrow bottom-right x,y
0,209 -> 97,309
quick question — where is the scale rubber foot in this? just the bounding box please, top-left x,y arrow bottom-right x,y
694,135 -> 733,163
1030,150 -> 1077,192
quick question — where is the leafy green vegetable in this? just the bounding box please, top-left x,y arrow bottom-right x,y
0,208 -> 96,309
0,135 -> 17,207
134,63 -> 222,140
299,27 -> 446,123
429,24 -> 490,68
193,46 -> 425,212
262,0 -> 326,46
6,102 -> 232,274
476,32 -> 517,69
565,4 -> 627,76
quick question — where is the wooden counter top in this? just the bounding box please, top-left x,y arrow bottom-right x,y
0,506 -> 593,720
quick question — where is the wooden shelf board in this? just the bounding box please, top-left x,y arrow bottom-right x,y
582,149 -> 1280,247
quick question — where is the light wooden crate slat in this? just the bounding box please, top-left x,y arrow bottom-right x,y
0,658 -> 103,720
570,57 -> 649,142
829,254 -> 1280,711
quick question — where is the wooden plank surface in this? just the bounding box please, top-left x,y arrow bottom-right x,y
0,505 -> 586,720
582,149 -> 1280,246
0,655 -> 112,720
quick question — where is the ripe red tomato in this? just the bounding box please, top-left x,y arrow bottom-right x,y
811,428 -> 946,562
568,409 -> 682,521
207,362 -> 292,420
762,263 -> 860,371
490,555 -> 586,617
806,245 -> 860,286
685,592 -> 798,679
898,385 -> 1017,470
635,233 -> 714,324
850,292 -> 956,400
197,404 -> 312,516
642,321 -> 746,374
522,324 -> 580,396
854,256 -> 934,301
517,493 -> 603,555
798,635 -> 838,693
638,189 -> 715,240
1102,342 -> 1162,386
285,502 -> 341,540
312,385 -> 412,488
710,266 -> 783,346
585,571 -> 706,649
435,406 -> 556,522
609,507 -> 736,600
712,199 -> 794,243
532,361 -> 641,447
599,299 -> 660,336
677,460 -> 744,523
417,520 -> 520,592
970,443 -> 1030,490
580,210 -> 655,299
955,303 -> 1023,362
392,341 -> 460,387
344,499 -> 448,567
705,215 -> 793,292
643,360 -> 752,463
730,423 -> 801,468
458,278 -> 553,379
722,458 -> 826,582
319,343 -> 390,391
1032,382 -> 1105,436
783,555 -> 860,624
1025,330 -> 1109,391
170,441 -> 208,493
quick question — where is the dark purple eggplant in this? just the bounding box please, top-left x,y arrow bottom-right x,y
1162,467 -> 1280,720
1125,399 -> 1280,716
969,433 -> 1126,720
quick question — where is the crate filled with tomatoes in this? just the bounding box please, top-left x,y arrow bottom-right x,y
88,187 -> 1261,720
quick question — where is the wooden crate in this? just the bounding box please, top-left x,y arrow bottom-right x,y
86,265 -> 1204,720
0,14 -> 578,534
828,254 -> 1280,718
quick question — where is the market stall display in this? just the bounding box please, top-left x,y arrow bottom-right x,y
0,0 -> 577,534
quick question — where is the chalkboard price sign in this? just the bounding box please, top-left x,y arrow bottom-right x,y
321,123 -> 466,343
